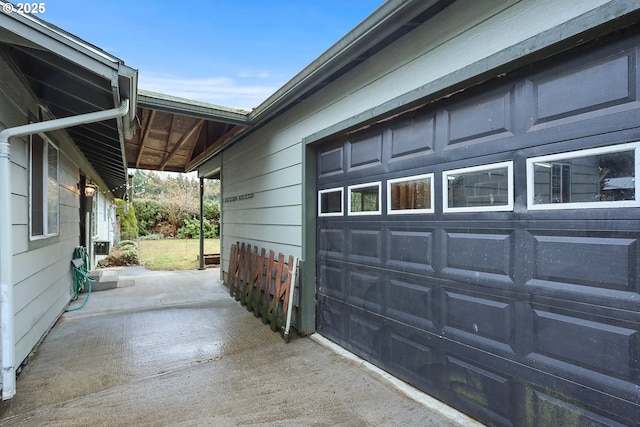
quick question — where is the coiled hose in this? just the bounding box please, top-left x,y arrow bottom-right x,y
67,246 -> 94,312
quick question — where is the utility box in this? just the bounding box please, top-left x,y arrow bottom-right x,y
94,241 -> 110,255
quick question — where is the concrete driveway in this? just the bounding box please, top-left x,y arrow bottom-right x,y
0,267 -> 478,426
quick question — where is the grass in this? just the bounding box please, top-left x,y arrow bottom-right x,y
137,238 -> 221,271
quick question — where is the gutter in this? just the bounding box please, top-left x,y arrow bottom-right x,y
0,99 -> 129,400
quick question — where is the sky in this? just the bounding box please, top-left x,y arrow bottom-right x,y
41,0 -> 385,111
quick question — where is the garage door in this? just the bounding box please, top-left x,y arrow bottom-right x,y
316,33 -> 640,426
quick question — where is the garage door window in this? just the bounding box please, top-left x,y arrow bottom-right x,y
443,161 -> 513,213
388,173 -> 434,214
348,182 -> 381,215
527,142 -> 639,209
318,187 -> 344,216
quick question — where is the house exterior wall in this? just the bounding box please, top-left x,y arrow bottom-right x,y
215,0 -> 617,275
0,52 -> 114,374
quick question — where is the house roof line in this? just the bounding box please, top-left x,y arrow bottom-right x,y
138,90 -> 250,126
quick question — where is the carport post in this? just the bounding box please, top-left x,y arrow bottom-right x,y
198,177 -> 205,270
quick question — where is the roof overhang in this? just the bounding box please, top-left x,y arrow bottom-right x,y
0,3 -> 137,197
126,90 -> 250,172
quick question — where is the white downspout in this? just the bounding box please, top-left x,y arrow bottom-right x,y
0,99 -> 129,400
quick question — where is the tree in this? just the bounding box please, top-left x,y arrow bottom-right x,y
116,198 -> 138,240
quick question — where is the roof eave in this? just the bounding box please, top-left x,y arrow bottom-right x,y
138,89 -> 250,126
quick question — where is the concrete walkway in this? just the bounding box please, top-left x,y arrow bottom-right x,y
0,267 -> 479,426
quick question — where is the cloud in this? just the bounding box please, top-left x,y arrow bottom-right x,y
138,74 -> 280,110
237,71 -> 271,79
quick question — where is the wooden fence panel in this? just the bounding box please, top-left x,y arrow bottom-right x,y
227,242 -> 298,339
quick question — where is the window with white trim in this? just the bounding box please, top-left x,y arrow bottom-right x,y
527,142 -> 639,209
318,187 -> 344,216
348,182 -> 381,215
387,173 -> 434,214
443,161 -> 513,213
30,134 -> 59,238
92,187 -> 99,237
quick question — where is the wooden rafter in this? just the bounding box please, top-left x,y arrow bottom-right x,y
160,118 -> 204,170
163,114 -> 177,165
135,109 -> 156,169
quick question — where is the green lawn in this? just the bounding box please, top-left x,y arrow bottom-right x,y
137,238 -> 220,270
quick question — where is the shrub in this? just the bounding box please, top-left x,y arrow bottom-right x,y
119,240 -> 137,250
155,221 -> 177,238
97,241 -> 139,267
134,199 -> 162,236
177,216 -> 217,239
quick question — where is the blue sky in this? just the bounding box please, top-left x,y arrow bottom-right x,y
42,0 -> 384,110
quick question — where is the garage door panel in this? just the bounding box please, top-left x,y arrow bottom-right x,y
349,227 -> 383,264
386,228 -> 434,274
527,387 -> 629,427
347,267 -> 383,313
318,226 -> 345,258
347,132 -> 383,171
388,114 -> 435,159
442,229 -> 515,285
318,146 -> 344,179
386,328 -> 437,390
317,259 -> 345,299
530,232 -> 637,292
445,86 -> 516,147
445,355 -> 515,425
529,51 -> 636,128
529,309 -> 638,380
388,276 -> 435,331
347,309 -> 382,359
316,295 -> 347,341
442,290 -> 516,355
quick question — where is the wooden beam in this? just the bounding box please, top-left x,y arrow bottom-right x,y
160,118 -> 204,170
135,109 -> 156,169
159,114 -> 177,171
186,124 -> 246,171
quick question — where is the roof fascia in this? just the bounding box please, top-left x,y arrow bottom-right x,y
138,90 -> 250,126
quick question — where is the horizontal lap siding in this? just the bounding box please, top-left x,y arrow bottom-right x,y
221,124 -> 302,270
13,153 -> 79,365
317,31 -> 640,427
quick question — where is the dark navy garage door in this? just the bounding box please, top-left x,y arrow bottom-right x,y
316,32 -> 640,426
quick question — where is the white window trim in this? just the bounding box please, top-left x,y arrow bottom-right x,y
92,186 -> 99,238
387,173 -> 435,215
526,142 -> 640,210
318,187 -> 344,217
348,181 -> 382,216
29,133 -> 59,240
443,161 -> 514,213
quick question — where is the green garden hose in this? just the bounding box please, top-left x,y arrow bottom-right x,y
67,246 -> 94,312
